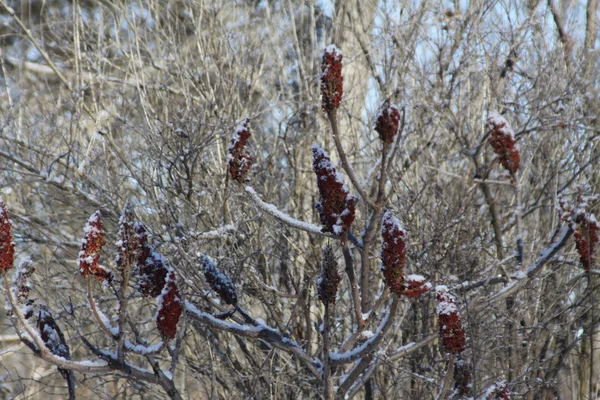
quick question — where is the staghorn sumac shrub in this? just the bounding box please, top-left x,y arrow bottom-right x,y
78,211 -> 113,282
228,118 -> 253,183
375,99 -> 401,144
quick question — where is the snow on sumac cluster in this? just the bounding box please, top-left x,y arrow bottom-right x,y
201,254 -> 238,306
320,45 -> 343,113
127,219 -> 182,339
156,271 -> 183,339
312,145 -> 356,235
486,112 -> 520,175
0,200 -> 15,273
436,286 -> 465,354
375,99 -> 401,144
381,211 -> 407,295
482,380 -> 511,400
317,245 -> 340,305
558,191 -> 600,272
115,202 -> 138,272
78,211 -> 113,282
228,118 -> 253,183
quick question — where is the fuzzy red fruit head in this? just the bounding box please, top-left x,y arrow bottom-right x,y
312,145 -> 356,235
375,99 -> 401,144
321,45 -> 343,113
228,118 -> 253,183
156,272 -> 183,340
0,201 -> 15,273
486,112 -> 520,175
381,211 -> 407,295
404,274 -> 431,298
436,286 -> 466,354
78,211 -> 112,282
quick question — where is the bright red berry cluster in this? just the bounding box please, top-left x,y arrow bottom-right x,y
156,272 -> 183,339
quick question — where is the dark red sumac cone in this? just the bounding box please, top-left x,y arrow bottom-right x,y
116,202 -> 138,272
486,112 -> 520,174
381,211 -> 407,295
453,357 -> 473,397
436,286 -> 466,354
403,274 -> 432,299
375,99 -> 401,144
135,222 -> 169,298
483,381 -> 511,400
201,255 -> 238,306
78,211 -> 113,282
0,200 -> 15,273
317,245 -> 341,305
156,272 -> 183,340
228,118 -> 253,182
321,45 -> 343,113
312,145 -> 356,235
574,214 -> 599,272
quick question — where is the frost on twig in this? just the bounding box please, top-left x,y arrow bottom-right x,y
245,186 -> 332,237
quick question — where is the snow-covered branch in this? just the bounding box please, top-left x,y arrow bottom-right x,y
185,301 -> 322,378
245,186 -> 335,238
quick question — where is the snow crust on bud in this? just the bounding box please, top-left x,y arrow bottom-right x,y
228,118 -> 253,182
312,145 -> 356,235
317,245 -> 341,305
486,112 -> 520,174
0,200 -> 15,272
320,45 -> 343,112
